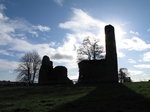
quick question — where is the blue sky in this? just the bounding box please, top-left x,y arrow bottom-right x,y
0,0 -> 150,81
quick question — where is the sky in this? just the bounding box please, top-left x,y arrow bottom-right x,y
0,0 -> 150,82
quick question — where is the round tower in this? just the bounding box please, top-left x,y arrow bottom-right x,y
105,25 -> 118,83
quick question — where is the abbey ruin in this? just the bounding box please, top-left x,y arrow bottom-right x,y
78,25 -> 118,84
38,56 -> 73,85
38,25 -> 118,85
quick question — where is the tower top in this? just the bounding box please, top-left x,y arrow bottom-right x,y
105,25 -> 114,34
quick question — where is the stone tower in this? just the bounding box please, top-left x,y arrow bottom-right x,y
105,25 -> 118,83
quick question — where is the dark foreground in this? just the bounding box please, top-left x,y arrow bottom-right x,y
0,82 -> 150,112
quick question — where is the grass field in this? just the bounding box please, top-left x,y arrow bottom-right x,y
0,82 -> 150,112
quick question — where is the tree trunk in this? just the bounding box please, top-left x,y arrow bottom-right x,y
28,67 -> 31,84
32,68 -> 36,83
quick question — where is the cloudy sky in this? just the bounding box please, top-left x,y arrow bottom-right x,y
0,0 -> 150,82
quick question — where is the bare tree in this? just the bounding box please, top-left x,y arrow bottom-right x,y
15,51 -> 41,83
118,68 -> 131,83
77,37 -> 104,61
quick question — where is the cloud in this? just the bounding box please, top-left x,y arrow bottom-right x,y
129,30 -> 139,36
59,8 -> 106,60
0,58 -> 19,81
128,69 -> 150,82
59,8 -> 105,35
8,37 -> 75,63
59,8 -> 150,57
119,37 -> 150,51
0,17 -> 37,46
0,4 -> 8,20
128,59 -> 136,64
0,4 -> 51,46
53,0 -> 64,6
143,52 -> 150,62
33,25 -> 51,32
0,50 -> 10,56
134,64 -> 150,69
0,59 -> 18,70
128,70 -> 143,76
117,51 -> 125,58
8,38 -> 56,57
51,53 -> 73,60
128,70 -> 150,82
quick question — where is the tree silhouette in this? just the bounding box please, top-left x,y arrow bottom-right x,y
77,37 -> 104,61
118,68 -> 131,83
15,51 -> 41,83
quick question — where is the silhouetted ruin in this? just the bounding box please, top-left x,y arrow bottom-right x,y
54,66 -> 73,84
38,56 -> 73,85
78,25 -> 118,84
39,25 -> 118,85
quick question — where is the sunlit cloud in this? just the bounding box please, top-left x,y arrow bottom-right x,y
130,30 -> 139,36
134,64 -> 150,69
128,70 -> 143,76
119,37 -> 150,51
33,25 -> 51,32
143,52 -> 150,62
128,59 -> 137,64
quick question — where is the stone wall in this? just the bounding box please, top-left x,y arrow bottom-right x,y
78,60 -> 106,84
38,56 -> 73,85
78,25 -> 118,84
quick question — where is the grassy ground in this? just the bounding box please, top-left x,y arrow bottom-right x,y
0,82 -> 150,112
0,85 -> 95,112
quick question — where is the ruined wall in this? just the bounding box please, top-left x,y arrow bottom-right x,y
78,60 -> 106,84
78,25 -> 118,84
38,56 -> 53,85
38,56 -> 73,85
54,66 -> 73,84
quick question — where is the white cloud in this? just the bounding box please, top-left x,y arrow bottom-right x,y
53,0 -> 64,6
129,30 -> 139,36
0,4 -> 51,47
128,59 -> 136,64
59,8 -> 106,61
119,37 -> 150,51
134,64 -> 150,69
143,52 -> 150,62
33,25 -> 51,32
128,70 -> 143,76
9,38 -> 55,57
0,50 -> 10,55
59,8 -> 105,35
0,59 -> 18,70
0,17 -> 37,46
117,51 -> 125,58
59,8 -> 150,56
8,37 -> 75,63
0,58 -> 19,81
0,4 -> 8,20
128,70 -> 150,82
